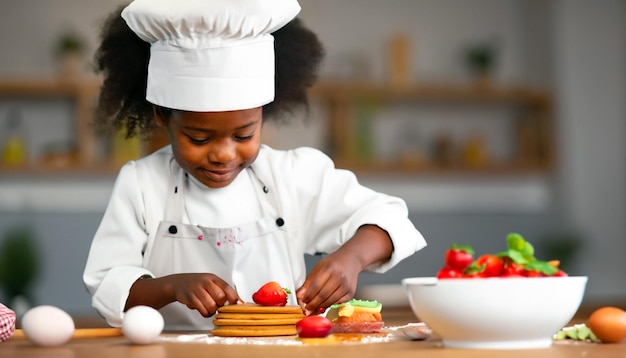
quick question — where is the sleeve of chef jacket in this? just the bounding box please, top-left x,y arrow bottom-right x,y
284,147 -> 427,273
83,161 -> 153,327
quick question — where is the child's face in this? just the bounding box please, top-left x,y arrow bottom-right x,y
159,107 -> 263,188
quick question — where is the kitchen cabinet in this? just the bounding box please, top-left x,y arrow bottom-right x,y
309,80 -> 555,176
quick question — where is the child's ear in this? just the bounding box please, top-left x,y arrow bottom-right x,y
153,106 -> 167,127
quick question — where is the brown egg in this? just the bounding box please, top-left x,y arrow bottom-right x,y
587,306 -> 626,343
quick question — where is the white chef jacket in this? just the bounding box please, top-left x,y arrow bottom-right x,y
83,145 -> 426,328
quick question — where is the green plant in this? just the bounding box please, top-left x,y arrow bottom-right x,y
54,29 -> 86,58
465,42 -> 497,76
0,227 -> 41,303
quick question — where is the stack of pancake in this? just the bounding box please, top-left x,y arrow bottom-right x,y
211,303 -> 305,337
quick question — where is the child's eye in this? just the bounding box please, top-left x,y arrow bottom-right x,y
234,134 -> 254,141
188,136 -> 210,145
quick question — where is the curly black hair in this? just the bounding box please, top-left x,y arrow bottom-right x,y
92,5 -> 324,139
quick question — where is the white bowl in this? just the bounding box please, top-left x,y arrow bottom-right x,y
401,276 -> 588,349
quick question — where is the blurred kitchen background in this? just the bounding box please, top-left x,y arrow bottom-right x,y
0,0 -> 625,318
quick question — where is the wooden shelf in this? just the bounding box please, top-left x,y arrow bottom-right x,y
0,77 -> 555,177
310,80 -> 552,107
0,77 -> 102,97
334,159 -> 552,175
309,80 -> 555,175
0,164 -> 122,180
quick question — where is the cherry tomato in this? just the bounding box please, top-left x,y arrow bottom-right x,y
437,235 -> 570,279
444,245 -> 474,271
502,262 -> 526,277
475,254 -> 504,277
526,270 -> 546,277
295,316 -> 332,338
437,267 -> 465,279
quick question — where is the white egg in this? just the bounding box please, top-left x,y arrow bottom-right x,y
122,305 -> 164,344
21,305 -> 75,347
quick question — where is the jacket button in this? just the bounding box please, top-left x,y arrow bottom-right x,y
168,225 -> 178,234
263,186 -> 269,193
276,218 -> 285,227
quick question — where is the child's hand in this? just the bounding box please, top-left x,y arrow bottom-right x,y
168,273 -> 243,317
296,225 -> 394,315
296,253 -> 360,315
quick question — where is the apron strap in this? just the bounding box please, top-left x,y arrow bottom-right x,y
163,158 -> 186,223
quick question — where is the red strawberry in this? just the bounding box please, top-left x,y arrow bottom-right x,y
252,281 -> 291,306
444,244 -> 474,271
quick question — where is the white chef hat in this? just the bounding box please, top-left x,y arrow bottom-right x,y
121,0 -> 301,112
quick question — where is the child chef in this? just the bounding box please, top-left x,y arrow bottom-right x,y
83,0 -> 427,330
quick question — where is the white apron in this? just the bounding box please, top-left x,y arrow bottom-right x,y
144,160 -> 303,330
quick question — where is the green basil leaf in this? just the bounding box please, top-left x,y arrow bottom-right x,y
464,261 -> 484,274
521,240 -> 535,257
506,249 -> 529,264
506,233 -> 526,251
507,232 -> 535,257
495,250 -> 509,258
524,261 -> 558,275
524,255 -> 537,264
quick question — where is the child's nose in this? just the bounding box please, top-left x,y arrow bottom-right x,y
208,140 -> 236,163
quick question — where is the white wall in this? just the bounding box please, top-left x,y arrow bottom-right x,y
552,0 -> 626,300
0,0 -> 128,77
299,0 -> 528,84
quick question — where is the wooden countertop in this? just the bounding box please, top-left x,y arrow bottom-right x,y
2,306 -> 624,358
2,332 -> 623,358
